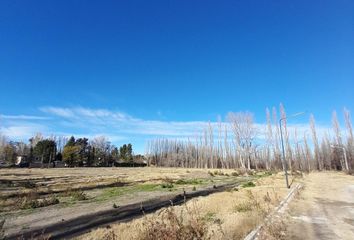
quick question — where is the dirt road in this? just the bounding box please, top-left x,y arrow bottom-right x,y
286,172 -> 354,240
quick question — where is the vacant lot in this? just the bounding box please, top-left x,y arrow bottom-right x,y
76,170 -> 290,240
0,167 -> 270,238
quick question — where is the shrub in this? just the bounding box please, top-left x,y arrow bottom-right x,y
64,188 -> 88,201
16,192 -> 59,210
233,190 -> 263,214
70,190 -> 87,201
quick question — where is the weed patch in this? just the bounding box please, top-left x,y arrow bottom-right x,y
16,192 -> 59,210
242,181 -> 256,188
161,183 -> 174,189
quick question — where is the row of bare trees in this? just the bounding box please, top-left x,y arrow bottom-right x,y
146,105 -> 353,172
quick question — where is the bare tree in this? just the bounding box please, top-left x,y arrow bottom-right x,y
310,114 -> 322,170
344,108 -> 353,169
279,104 -> 293,170
332,111 -> 346,170
227,112 -> 257,170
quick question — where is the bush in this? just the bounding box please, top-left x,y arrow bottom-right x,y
64,188 -> 88,201
70,190 -> 87,201
233,190 -> 263,214
16,192 -> 59,209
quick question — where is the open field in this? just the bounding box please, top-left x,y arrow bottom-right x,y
76,171 -> 291,240
1,168 -> 352,240
0,167 -> 273,239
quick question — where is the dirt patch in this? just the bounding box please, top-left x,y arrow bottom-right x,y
284,172 -> 354,240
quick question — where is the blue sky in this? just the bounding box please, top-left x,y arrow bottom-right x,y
0,1 -> 353,153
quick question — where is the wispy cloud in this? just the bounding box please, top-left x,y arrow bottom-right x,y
0,106 -> 336,152
0,124 -> 48,139
0,114 -> 49,120
40,106 -> 207,137
39,107 -> 75,118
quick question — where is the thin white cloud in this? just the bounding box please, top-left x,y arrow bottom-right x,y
1,106 -> 339,152
0,114 -> 49,120
0,124 -> 48,140
40,106 -> 207,137
40,107 -> 75,118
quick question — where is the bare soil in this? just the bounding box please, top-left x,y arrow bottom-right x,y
285,172 -> 354,240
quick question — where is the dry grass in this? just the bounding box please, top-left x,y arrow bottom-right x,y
258,216 -> 288,240
0,219 -> 5,240
77,173 -> 289,240
141,204 -> 209,240
1,167 -> 262,237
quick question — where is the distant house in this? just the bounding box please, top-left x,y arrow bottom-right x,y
15,155 -> 29,167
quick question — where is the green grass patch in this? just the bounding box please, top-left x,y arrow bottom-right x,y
242,181 -> 256,188
96,184 -> 161,202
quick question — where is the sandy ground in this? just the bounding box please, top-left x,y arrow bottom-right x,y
286,172 -> 354,240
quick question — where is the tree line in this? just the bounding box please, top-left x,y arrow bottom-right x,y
0,134 -> 142,167
146,104 -> 353,173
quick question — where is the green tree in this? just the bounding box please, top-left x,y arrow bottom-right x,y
33,140 -> 57,167
62,145 -> 80,167
66,136 -> 76,147
119,143 -> 133,162
119,144 -> 127,161
127,143 -> 133,162
75,138 -> 89,166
